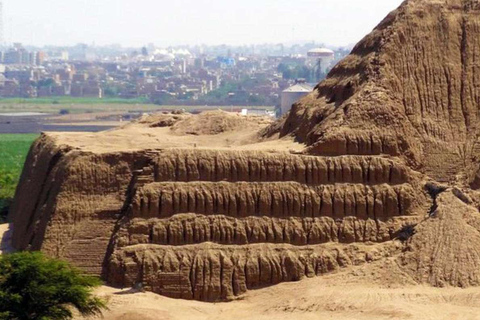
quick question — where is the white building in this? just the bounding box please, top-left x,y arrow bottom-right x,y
280,82 -> 313,116
307,48 -> 335,75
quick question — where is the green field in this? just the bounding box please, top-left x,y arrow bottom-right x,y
0,97 -> 159,114
0,97 -> 273,115
0,134 -> 38,218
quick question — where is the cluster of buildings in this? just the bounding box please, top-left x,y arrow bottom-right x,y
0,42 -> 346,112
1,43 -> 47,66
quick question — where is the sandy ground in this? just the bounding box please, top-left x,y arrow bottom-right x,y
48,127 -> 304,154
82,265 -> 480,320
47,112 -> 304,154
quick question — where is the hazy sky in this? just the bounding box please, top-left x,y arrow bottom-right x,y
4,0 -> 404,47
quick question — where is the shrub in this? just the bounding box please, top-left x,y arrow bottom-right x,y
0,252 -> 107,320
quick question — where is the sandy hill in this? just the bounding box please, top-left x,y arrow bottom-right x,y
8,0 -> 480,312
270,0 -> 480,184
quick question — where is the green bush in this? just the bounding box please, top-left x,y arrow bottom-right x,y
0,252 -> 107,320
0,134 -> 38,218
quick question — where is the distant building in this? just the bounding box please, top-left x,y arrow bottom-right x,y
71,82 -> 102,98
307,48 -> 335,79
37,86 -> 52,97
280,81 -> 313,115
4,48 -> 22,64
0,79 -> 20,97
5,69 -> 33,82
29,52 -> 37,65
60,51 -> 69,61
36,51 -> 46,65
3,43 -> 45,66
73,73 -> 88,82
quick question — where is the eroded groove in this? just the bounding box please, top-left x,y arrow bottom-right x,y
107,242 -> 401,302
154,150 -> 410,185
117,214 -> 420,247
131,182 -> 419,220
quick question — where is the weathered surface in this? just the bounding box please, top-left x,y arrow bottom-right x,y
117,215 -> 419,247
153,150 -> 412,185
107,242 -> 402,301
132,182 -> 420,219
398,190 -> 480,288
269,0 -> 480,185
9,127 -> 428,301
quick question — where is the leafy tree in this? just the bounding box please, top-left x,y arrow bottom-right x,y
0,252 -> 107,320
103,85 -> 120,97
36,79 -> 55,89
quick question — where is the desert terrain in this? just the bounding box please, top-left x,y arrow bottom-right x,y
7,0 -> 480,319
89,273 -> 480,320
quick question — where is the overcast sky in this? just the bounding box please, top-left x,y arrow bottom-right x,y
4,0 -> 404,47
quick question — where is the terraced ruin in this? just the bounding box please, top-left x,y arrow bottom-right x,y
11,0 -> 480,302
9,115 -> 427,301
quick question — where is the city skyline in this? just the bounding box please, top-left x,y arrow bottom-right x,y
4,0 -> 404,47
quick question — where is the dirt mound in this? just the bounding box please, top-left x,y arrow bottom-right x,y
137,112 -> 190,128
267,0 -> 480,184
131,110 -> 273,136
10,0 -> 480,304
10,137 -> 427,300
258,0 -> 480,289
398,189 -> 480,287
170,110 -> 272,135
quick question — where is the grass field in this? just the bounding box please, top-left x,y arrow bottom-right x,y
0,98 -> 273,115
0,101 -> 161,115
0,134 -> 38,218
